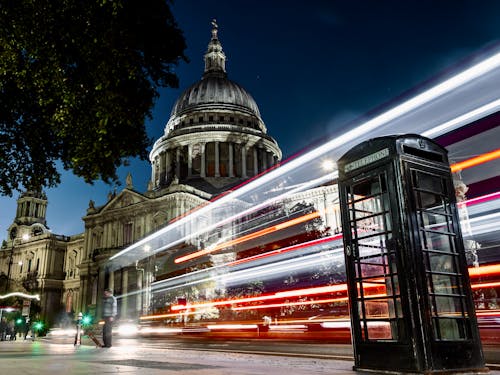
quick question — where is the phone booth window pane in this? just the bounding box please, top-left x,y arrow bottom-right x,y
423,232 -> 454,253
357,235 -> 391,256
427,253 -> 457,273
421,212 -> 452,230
367,321 -> 393,340
418,192 -> 447,211
434,296 -> 465,315
358,255 -> 390,278
416,171 -> 444,193
430,274 -> 462,296
364,299 -> 396,318
434,318 -> 466,340
358,214 -> 391,237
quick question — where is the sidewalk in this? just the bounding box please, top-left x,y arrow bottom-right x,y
0,339 -> 353,375
0,339 -> 497,375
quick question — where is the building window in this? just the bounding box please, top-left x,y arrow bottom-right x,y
28,259 -> 32,273
198,116 -> 203,123
123,222 -> 133,245
209,115 -> 214,122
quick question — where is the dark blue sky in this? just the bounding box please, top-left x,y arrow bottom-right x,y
1,0 -> 499,240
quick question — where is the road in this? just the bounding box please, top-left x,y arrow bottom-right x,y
45,333 -> 500,368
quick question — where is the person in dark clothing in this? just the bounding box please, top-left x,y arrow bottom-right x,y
102,288 -> 117,348
0,317 -> 7,341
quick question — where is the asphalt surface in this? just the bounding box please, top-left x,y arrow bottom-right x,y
1,335 -> 498,374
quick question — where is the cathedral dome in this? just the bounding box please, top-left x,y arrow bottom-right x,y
170,76 -> 262,119
149,20 -> 281,195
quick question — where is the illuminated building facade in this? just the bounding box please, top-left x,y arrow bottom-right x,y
2,21 -> 299,323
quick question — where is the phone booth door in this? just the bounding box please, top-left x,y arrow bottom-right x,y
341,165 -> 416,371
403,162 -> 484,369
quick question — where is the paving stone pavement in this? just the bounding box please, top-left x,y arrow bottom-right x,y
0,340 -> 497,375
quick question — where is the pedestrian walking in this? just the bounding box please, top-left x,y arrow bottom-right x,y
102,288 -> 117,348
10,321 -> 17,340
0,317 -> 7,341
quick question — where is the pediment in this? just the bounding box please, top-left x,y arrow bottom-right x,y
101,189 -> 148,212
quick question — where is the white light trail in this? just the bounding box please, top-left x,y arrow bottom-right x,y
109,48 -> 500,266
422,98 -> 500,138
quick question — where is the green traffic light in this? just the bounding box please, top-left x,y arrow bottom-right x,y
34,321 -> 43,330
16,318 -> 23,325
82,315 -> 92,325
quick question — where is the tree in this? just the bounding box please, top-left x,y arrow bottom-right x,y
0,0 -> 187,195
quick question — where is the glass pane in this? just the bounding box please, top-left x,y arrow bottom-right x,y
364,299 -> 395,318
430,274 -> 461,295
358,256 -> 389,278
421,212 -> 451,230
423,231 -> 454,252
367,321 -> 393,340
357,235 -> 391,257
433,296 -> 464,316
427,253 -> 457,273
358,277 -> 393,297
417,171 -> 444,193
418,191 -> 446,210
353,196 -> 383,216
355,213 -> 389,238
353,177 -> 382,197
434,318 -> 465,340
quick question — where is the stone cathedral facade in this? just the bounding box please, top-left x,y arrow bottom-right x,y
0,22 -> 339,325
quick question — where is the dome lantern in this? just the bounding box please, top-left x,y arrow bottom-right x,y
203,19 -> 226,78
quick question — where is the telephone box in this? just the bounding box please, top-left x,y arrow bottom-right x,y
337,135 -> 485,373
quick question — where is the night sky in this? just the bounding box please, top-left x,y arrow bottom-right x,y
1,0 -> 499,240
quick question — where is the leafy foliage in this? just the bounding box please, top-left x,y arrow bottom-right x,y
0,0 -> 187,195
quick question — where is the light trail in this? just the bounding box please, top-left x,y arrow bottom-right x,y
468,263 -> 500,278
422,98 -> 500,138
0,292 -> 40,300
450,148 -> 500,172
110,48 -> 500,265
169,283 -> 350,312
231,296 -> 350,311
226,234 -> 343,267
460,191 -> 500,208
174,210 -> 323,263
146,235 -> 343,297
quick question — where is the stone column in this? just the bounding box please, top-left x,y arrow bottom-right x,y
262,149 -> 268,171
241,145 -> 247,178
229,143 -> 234,177
136,268 -> 143,315
159,153 -> 165,184
108,270 -> 114,292
175,148 -> 180,177
151,159 -> 156,186
165,151 -> 171,183
215,141 -> 220,177
188,144 -> 193,178
201,143 -> 206,177
120,268 -> 128,318
253,147 -> 258,175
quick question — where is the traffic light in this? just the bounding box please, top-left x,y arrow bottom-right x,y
16,318 -> 24,325
82,315 -> 92,325
33,321 -> 43,331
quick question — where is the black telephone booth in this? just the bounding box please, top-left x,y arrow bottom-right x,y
338,135 -> 485,373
